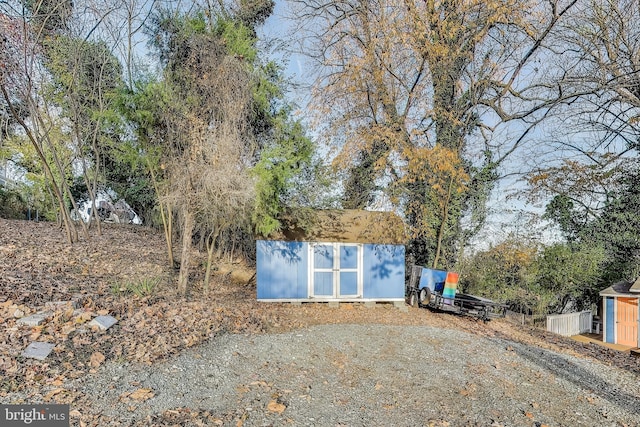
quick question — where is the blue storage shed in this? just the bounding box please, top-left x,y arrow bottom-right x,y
257,210 -> 407,302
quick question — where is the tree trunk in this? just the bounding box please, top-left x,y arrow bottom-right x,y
203,228 -> 219,295
147,159 -> 174,267
432,176 -> 455,270
1,84 -> 78,243
177,206 -> 194,295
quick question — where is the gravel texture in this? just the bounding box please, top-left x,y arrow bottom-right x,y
76,323 -> 640,427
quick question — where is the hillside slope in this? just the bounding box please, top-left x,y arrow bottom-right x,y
1,219 -> 639,425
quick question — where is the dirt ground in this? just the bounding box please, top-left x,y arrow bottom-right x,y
1,219 -> 639,426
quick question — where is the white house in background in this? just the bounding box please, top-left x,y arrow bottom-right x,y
72,195 -> 142,225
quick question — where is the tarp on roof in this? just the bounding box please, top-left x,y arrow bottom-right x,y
261,209 -> 407,245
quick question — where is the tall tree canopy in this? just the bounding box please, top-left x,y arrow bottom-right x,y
289,0 -> 578,268
135,4 -> 315,293
526,0 -> 640,286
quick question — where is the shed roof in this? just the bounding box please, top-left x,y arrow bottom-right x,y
262,209 -> 407,245
600,278 -> 640,297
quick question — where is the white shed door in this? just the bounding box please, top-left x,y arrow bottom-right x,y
310,243 -> 362,298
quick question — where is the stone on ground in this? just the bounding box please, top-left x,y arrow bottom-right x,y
88,315 -> 118,330
22,342 -> 55,360
16,313 -> 48,327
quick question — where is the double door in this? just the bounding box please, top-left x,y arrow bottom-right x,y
311,243 -> 362,298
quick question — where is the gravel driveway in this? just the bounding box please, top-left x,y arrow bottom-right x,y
78,324 -> 640,426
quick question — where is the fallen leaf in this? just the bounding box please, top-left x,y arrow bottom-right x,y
69,410 -> 81,418
267,400 -> 286,414
129,388 -> 154,401
97,309 -> 109,316
44,388 -> 65,400
89,352 -> 105,368
61,324 -> 76,335
75,312 -> 93,323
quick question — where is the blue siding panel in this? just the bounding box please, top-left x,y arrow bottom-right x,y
362,244 -> 405,298
257,240 -> 308,299
418,268 -> 447,293
605,297 -> 615,343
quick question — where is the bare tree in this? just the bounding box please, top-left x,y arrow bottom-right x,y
525,0 -> 640,217
0,6 -> 80,242
1,0 -> 130,242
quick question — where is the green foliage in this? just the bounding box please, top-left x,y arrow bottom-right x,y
531,242 -> 606,313
248,54 -> 314,237
342,142 -> 387,210
102,138 -> 156,225
544,167 -> 640,287
2,126 -> 72,221
214,18 -> 258,62
46,37 -> 123,138
0,187 -> 26,219
461,238 -> 607,315
149,11 -> 259,70
459,238 -> 539,312
251,60 -> 285,135
252,119 -> 314,236
111,277 -> 161,297
544,194 -> 580,241
581,170 -> 640,283
113,79 -> 175,226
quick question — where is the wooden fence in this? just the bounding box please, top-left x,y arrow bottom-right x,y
505,311 -> 546,328
546,310 -> 593,336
